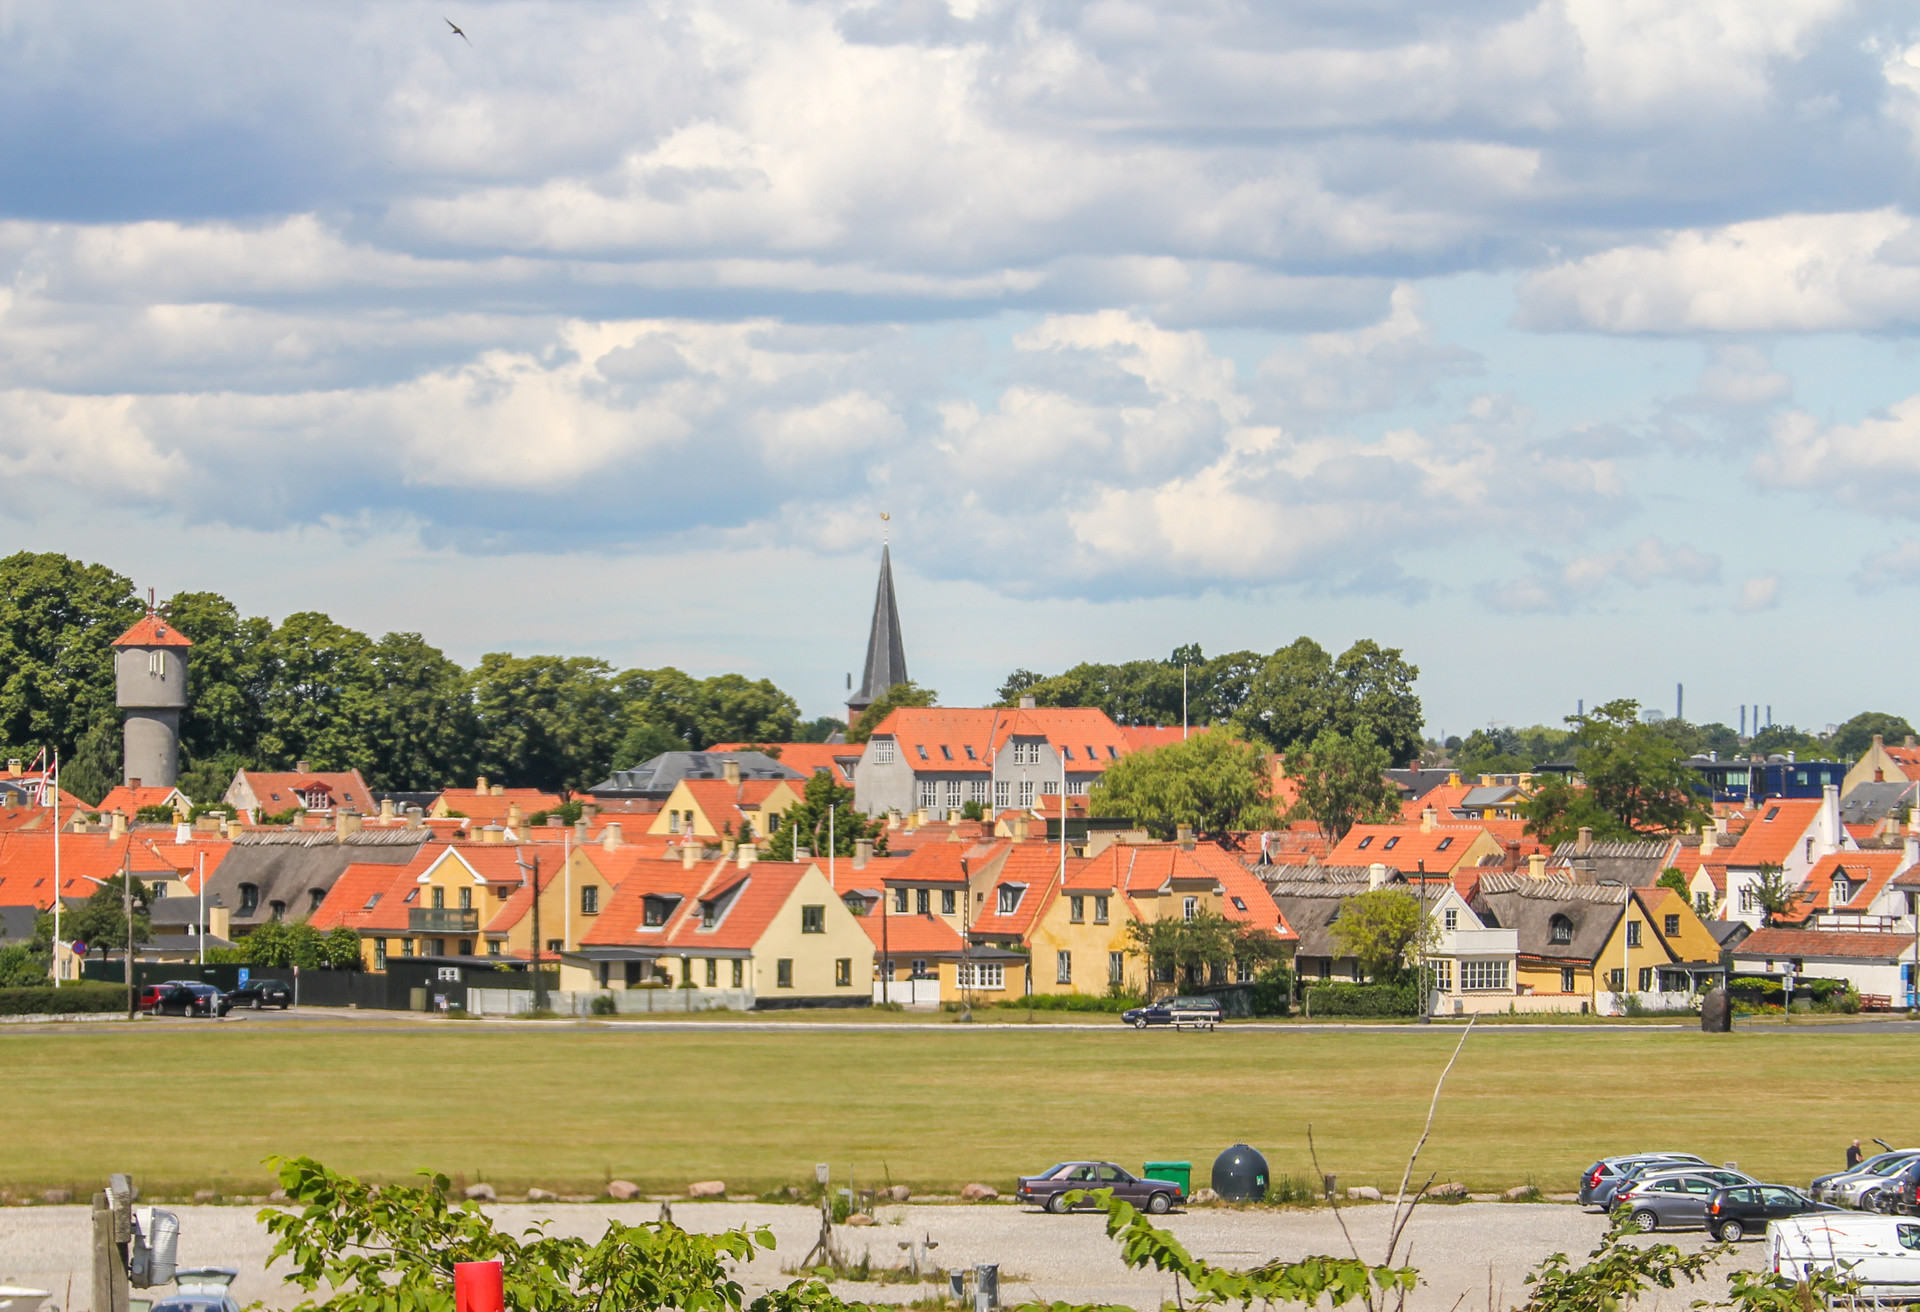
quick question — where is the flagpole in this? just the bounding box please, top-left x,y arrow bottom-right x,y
52,751 -> 62,988
197,851 -> 205,967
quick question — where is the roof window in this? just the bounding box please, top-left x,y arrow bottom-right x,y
1764,806 -> 1780,821
1231,896 -> 1246,911
1383,836 -> 1400,850
1436,837 -> 1453,851
1062,746 -> 1074,760
1357,836 -> 1373,849
1107,746 -> 1118,759
964,745 -> 977,760
940,745 -> 953,760
917,744 -> 928,760
364,893 -> 381,909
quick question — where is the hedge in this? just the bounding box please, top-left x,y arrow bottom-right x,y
1305,981 -> 1419,1017
1729,976 -> 1850,1004
0,984 -> 129,1015
985,993 -> 1141,1012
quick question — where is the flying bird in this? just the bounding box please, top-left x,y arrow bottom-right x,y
446,17 -> 471,44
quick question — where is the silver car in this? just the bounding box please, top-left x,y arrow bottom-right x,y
1613,1168 -> 1759,1232
1811,1150 -> 1920,1209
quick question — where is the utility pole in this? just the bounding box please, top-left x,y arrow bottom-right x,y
529,849 -> 545,1013
123,850 -> 135,1020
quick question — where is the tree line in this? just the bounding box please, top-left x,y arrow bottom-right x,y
1446,709 -> 1915,777
0,553 -> 835,804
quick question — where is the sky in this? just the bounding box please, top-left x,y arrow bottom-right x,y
5,0 -> 1920,738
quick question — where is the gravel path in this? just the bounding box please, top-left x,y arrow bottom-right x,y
0,1201 -> 1765,1312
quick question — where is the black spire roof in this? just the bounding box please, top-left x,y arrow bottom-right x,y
848,544 -> 908,719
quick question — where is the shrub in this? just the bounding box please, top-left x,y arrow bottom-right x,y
1250,962 -> 1293,1017
1305,981 -> 1418,1017
0,983 -> 127,1015
588,993 -> 618,1016
137,804 -> 177,823
987,992 -> 1140,1012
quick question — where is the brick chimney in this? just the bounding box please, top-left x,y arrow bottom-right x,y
1011,816 -> 1027,842
480,824 -> 504,844
681,842 -> 699,870
1448,771 -> 1460,787
723,759 -> 740,785
601,822 -> 624,850
1420,806 -> 1437,833
573,818 -> 590,844
507,801 -> 524,829
1020,695 -> 1037,709
476,775 -> 488,793
296,761 -> 310,774
379,797 -> 395,819
335,810 -> 362,842
854,838 -> 873,869
1575,825 -> 1593,856
1701,821 -> 1717,856
109,811 -> 128,838
1176,824 -> 1195,851
737,840 -> 756,869
1527,853 -> 1546,878
491,783 -> 504,796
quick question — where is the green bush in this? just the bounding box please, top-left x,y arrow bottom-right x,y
0,983 -> 127,1015
1305,981 -> 1418,1017
588,993 -> 618,1016
986,992 -> 1140,1012
1250,962 -> 1293,1017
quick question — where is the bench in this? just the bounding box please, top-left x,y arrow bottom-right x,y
1859,993 -> 1893,1012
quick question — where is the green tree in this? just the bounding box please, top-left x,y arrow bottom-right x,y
1749,864 -> 1809,928
1282,728 -> 1400,844
793,716 -> 845,744
161,590 -> 271,764
1656,867 -> 1690,900
763,770 -> 888,861
1089,733 -> 1274,839
60,705 -> 122,807
0,943 -> 49,986
1520,774 -> 1612,846
0,552 -> 143,762
609,719 -> 689,771
364,631 -> 476,791
689,673 -> 801,745
1330,888 -> 1424,982
1748,723 -> 1825,759
1831,712 -> 1917,760
847,681 -> 937,744
1332,640 -> 1424,767
257,612 -> 380,770
36,874 -> 152,953
1235,638 -> 1424,765
1126,910 -> 1239,992
1573,700 -> 1712,836
470,654 -> 623,795
1453,728 -> 1528,776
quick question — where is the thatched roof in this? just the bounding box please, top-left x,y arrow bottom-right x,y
1471,872 -> 1625,963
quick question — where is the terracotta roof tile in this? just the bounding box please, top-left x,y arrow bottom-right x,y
1734,927 -> 1915,961
112,614 -> 193,648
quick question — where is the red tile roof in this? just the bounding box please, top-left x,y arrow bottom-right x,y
970,844 -> 1064,937
96,786 -> 187,817
662,860 -> 817,951
857,911 -> 965,955
434,788 -> 565,823
865,707 -> 1137,774
1712,800 -> 1825,867
707,743 -> 858,783
0,832 -> 183,906
1776,850 -> 1910,923
237,769 -> 374,814
1327,824 -> 1492,871
1734,928 -> 1915,961
112,614 -> 193,648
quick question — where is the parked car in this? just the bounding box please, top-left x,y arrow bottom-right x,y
227,978 -> 293,1010
1871,1160 -> 1920,1216
136,984 -> 169,1013
1706,1184 -> 1842,1241
1811,1149 -> 1920,1210
1770,1214 -> 1920,1300
1120,997 -> 1222,1030
1015,1162 -> 1184,1214
152,982 -> 231,1018
1579,1154 -> 1710,1209
1613,1168 -> 1759,1231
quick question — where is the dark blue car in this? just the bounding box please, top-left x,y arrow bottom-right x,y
1121,996 -> 1221,1030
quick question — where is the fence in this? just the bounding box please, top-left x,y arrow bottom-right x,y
873,979 -> 941,1007
467,986 -> 755,1016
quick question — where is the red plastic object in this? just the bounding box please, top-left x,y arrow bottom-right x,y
455,1261 -> 504,1312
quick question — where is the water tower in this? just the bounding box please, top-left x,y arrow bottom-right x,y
111,606 -> 191,788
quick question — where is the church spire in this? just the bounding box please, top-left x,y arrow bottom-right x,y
848,543 -> 908,722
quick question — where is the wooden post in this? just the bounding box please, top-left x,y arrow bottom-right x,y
91,1188 -> 129,1312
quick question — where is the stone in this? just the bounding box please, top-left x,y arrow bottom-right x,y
464,1184 -> 497,1202
526,1188 -> 558,1202
687,1181 -> 726,1198
1503,1186 -> 1538,1202
268,1189 -> 289,1202
1189,1188 -> 1221,1205
41,1189 -> 71,1205
1346,1186 -> 1382,1201
606,1180 -> 642,1201
960,1183 -> 998,1201
846,1213 -> 877,1226
1429,1182 -> 1468,1199
192,1190 -> 217,1204
887,1185 -> 911,1203
1700,986 -> 1733,1033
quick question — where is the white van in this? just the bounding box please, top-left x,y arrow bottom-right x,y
1769,1214 -> 1920,1300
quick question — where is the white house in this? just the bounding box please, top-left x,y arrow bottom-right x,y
1731,928 -> 1917,1007
1422,883 -> 1522,1016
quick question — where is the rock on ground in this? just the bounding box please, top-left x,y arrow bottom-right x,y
886,1185 -> 911,1203
845,1213 -> 876,1226
1503,1187 -> 1538,1202
527,1189 -> 558,1202
1347,1187 -> 1383,1201
1189,1189 -> 1221,1205
41,1190 -> 71,1205
687,1181 -> 726,1198
193,1191 -> 217,1204
606,1181 -> 642,1201
1430,1183 -> 1468,1199
960,1183 -> 998,1201
464,1184 -> 497,1202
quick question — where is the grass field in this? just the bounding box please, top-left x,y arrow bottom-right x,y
0,1020 -> 1899,1199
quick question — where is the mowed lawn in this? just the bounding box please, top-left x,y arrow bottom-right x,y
0,1022 -> 1899,1198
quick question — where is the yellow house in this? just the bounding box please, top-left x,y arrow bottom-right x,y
648,774 -> 802,842
1842,735 -> 1920,798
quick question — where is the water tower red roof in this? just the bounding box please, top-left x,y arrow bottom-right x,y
111,614 -> 193,648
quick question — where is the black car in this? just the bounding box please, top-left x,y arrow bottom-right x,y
153,982 -> 232,1017
227,978 -> 293,1010
1705,1184 -> 1841,1241
1871,1158 -> 1920,1215
1120,996 -> 1222,1030
1015,1162 -> 1183,1214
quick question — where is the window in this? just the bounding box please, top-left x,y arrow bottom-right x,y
487,939 -> 502,956
1430,959 -> 1453,993
964,745 -> 976,760
998,885 -> 1022,914
1561,967 -> 1576,992
835,958 -> 852,987
1805,837 -> 1814,861
459,887 -> 472,910
1461,959 -> 1509,991
1383,836 -> 1399,850
1017,781 -> 1034,807
270,900 -> 286,921
1094,895 -> 1109,924
916,888 -> 930,915
1626,920 -> 1641,947
1443,908 -> 1458,930
731,959 -> 743,988
705,958 -> 717,986
916,744 -> 928,760
1183,896 -> 1198,921
1109,951 -> 1125,984
1436,837 -> 1453,851
872,738 -> 896,764
405,889 -> 417,903
1056,951 -> 1072,984
1231,896 -> 1246,911
910,958 -> 929,979
364,892 -> 382,910
148,650 -> 167,678
373,939 -> 388,970
1663,913 -> 1680,936
940,745 -> 953,760
701,900 -> 719,929
946,780 -> 962,808
239,884 -> 259,916
776,959 -> 793,988
432,886 -> 445,910
1605,968 -> 1625,991
1070,895 -> 1085,923
919,780 -> 938,808
1897,1225 -> 1920,1253
643,897 -> 670,927
801,905 -> 826,934
1740,884 -> 1761,913
894,887 -> 908,913
401,938 -> 414,956
1764,806 -> 1780,821
1235,959 -> 1254,983
956,961 -> 1005,989
968,779 -> 987,804
942,889 -> 956,915
582,886 -> 599,915
1832,878 -> 1851,905
843,894 -> 865,914
1637,966 -> 1654,992
1357,836 -> 1373,850
668,811 -> 681,834
1062,746 -> 1074,760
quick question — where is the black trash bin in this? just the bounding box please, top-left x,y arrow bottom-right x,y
1211,1144 -> 1269,1202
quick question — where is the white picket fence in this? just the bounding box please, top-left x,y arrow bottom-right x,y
467,987 -> 754,1016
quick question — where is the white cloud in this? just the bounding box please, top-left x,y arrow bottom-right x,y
1852,540 -> 1920,593
1751,394 -> 1920,515
1735,573 -> 1782,612
1480,536 -> 1722,613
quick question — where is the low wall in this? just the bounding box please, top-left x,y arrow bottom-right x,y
467,987 -> 754,1016
1429,991 -> 1596,1016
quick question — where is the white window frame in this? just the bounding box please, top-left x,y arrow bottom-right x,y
957,961 -> 1005,989
1017,780 -> 1034,807
946,779 -> 962,809
994,780 -> 1010,809
1461,959 -> 1509,992
919,779 -> 938,808
872,739 -> 895,764
1056,951 -> 1072,985
1109,951 -> 1125,984
1430,958 -> 1453,993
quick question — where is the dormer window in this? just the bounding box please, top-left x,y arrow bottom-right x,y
269,900 -> 286,921
238,884 -> 259,915
997,885 -> 1023,915
1832,878 -> 1851,904
1550,914 -> 1572,944
643,896 -> 673,928
309,888 -> 326,914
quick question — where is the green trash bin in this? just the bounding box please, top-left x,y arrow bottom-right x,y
1142,1161 -> 1192,1197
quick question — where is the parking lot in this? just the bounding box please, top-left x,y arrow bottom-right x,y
0,1198 -> 1764,1312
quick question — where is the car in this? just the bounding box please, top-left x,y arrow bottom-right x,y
226,978 -> 293,1010
1579,1154 -> 1710,1209
148,1295 -> 239,1312
152,982 -> 231,1017
1120,997 -> 1222,1030
1706,1184 -> 1842,1242
136,984 -> 169,1013
1015,1162 -> 1184,1214
1612,1168 -> 1759,1231
1770,1214 -> 1920,1300
1870,1159 -> 1920,1216
1811,1149 -> 1920,1210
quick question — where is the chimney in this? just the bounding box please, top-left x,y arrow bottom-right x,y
854,838 -> 873,869
1504,839 -> 1520,870
129,777 -> 142,790
1420,806 -> 1437,833
296,761 -> 310,774
601,822 -> 624,850
1701,821 -> 1717,855
915,808 -> 931,828
4,758 -> 18,775
1875,734 -> 1886,751
1527,853 -> 1546,878
335,810 -> 362,841
1787,750 -> 1796,764
1905,832 -> 1919,870
1575,825 -> 1593,856
476,776 -> 488,794
109,811 -> 128,838
379,797 -> 395,819
1877,768 -> 1887,783
1176,824 -> 1195,851
1821,782 -> 1841,854
207,904 -> 230,942
507,801 -> 524,829
681,842 -> 700,869
723,759 -> 740,784
194,813 -> 221,833
480,824 -> 504,844
1447,771 -> 1460,787
737,840 -> 756,869
175,821 -> 192,844
1480,774 -> 1493,787
1011,816 -> 1028,842
491,783 -> 504,796
405,805 -> 424,829
1020,695 -> 1036,709
224,819 -> 244,840
1368,862 -> 1389,890
583,802 -> 599,821
1519,772 -> 1533,790
573,818 -> 590,844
